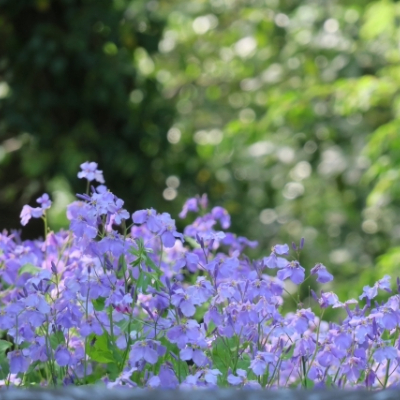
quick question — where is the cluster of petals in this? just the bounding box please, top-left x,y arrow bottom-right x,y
5,163 -> 400,390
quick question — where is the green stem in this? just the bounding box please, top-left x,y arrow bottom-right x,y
84,282 -> 90,383
42,213 -> 48,241
301,356 -> 308,388
383,359 -> 391,388
305,309 -> 325,377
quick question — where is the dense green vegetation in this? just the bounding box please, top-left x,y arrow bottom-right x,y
1,0 -> 400,300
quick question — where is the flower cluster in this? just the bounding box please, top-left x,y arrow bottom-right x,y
1,162 -> 400,390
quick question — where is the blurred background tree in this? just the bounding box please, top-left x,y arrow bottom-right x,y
0,0 -> 175,237
1,0 -> 400,303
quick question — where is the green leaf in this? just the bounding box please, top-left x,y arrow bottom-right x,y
236,353 -> 251,371
116,255 -> 127,279
361,1 -> 395,40
304,378 -> 315,389
281,345 -> 294,360
92,297 -> 106,312
0,340 -> 12,353
183,236 -> 200,249
86,334 -> 116,364
18,264 -> 41,276
49,330 -> 65,349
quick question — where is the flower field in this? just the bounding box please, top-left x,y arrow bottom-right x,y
0,162 -> 399,390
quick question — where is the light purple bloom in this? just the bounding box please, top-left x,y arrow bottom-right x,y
318,291 -> 340,308
211,207 -> 231,229
227,369 -> 261,389
342,356 -> 364,382
67,202 -> 98,239
77,161 -> 105,183
360,285 -> 378,301
250,352 -> 275,375
171,289 -> 196,317
273,244 -> 289,255
111,198 -> 130,224
180,346 -> 208,367
373,345 -> 398,363
277,261 -> 305,284
36,193 -> 52,210
179,198 -> 199,219
157,364 -> 179,389
203,368 -> 222,385
310,263 -> 333,283
20,205 -> 44,226
360,275 -> 392,301
187,277 -> 214,304
7,350 -> 30,374
377,275 -> 392,293
129,340 -> 163,365
317,345 -> 345,367
55,346 -> 72,367
167,320 -> 201,349
227,373 -> 243,385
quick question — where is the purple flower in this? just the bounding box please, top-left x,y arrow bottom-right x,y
293,334 -> 316,357
273,244 -> 289,255
377,275 -> 392,293
146,364 -> 179,389
166,320 -> 201,349
250,352 -> 275,375
277,261 -> 305,284
129,340 -> 160,365
227,369 -> 260,388
7,350 -> 30,374
147,376 -> 161,388
158,364 -> 179,389
204,306 -> 223,326
132,210 -> 183,247
55,346 -> 72,367
317,292 -> 340,308
360,275 -> 392,301
187,277 -> 214,304
80,318 -> 103,337
227,372 -> 243,386
157,213 -> 184,248
132,208 -> 160,231
29,338 -> 48,362
203,368 -> 222,385
329,329 -> 349,351
171,288 -> 196,317
111,198 -> 130,224
310,263 -> 333,283
365,369 -> 376,388
179,198 -> 199,218
211,207 -> 231,229
77,161 -> 105,183
180,346 -> 209,367
263,244 -> 289,269
20,205 -> 44,226
98,231 -> 125,257
342,356 -> 364,382
67,202 -> 98,239
373,345 -> 398,363
317,345 -> 345,367
290,308 -> 315,334
359,285 -> 378,301
377,307 -> 399,330
36,193 -> 52,210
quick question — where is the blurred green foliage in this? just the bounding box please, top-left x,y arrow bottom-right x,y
152,0 -> 400,302
0,0 -> 175,236
1,0 -> 400,302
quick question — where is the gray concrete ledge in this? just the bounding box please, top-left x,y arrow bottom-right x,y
1,388 -> 400,400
